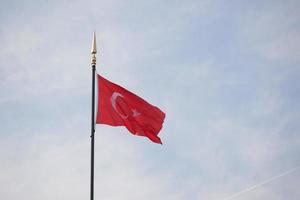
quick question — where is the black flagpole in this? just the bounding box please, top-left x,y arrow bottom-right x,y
90,32 -> 97,200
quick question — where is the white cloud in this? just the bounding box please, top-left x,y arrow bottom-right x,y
238,1 -> 300,63
1,0 -> 300,199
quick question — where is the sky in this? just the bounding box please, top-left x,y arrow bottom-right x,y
0,0 -> 300,199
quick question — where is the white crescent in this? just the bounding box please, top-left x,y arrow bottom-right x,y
110,92 -> 141,119
111,92 -> 128,119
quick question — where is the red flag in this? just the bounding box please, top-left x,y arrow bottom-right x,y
96,74 -> 165,144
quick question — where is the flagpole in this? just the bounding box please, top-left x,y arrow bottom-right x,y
90,31 -> 97,200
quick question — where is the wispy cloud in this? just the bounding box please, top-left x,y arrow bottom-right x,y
1,0 -> 300,199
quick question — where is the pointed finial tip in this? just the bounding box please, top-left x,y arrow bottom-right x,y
91,31 -> 97,65
91,31 -> 97,54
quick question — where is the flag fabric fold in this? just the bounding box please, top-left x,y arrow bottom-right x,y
96,74 -> 165,144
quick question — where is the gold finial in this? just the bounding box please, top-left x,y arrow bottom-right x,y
91,31 -> 97,65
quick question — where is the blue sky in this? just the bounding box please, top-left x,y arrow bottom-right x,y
0,0 -> 300,199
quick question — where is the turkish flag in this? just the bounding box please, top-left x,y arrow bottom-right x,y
96,74 -> 165,144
